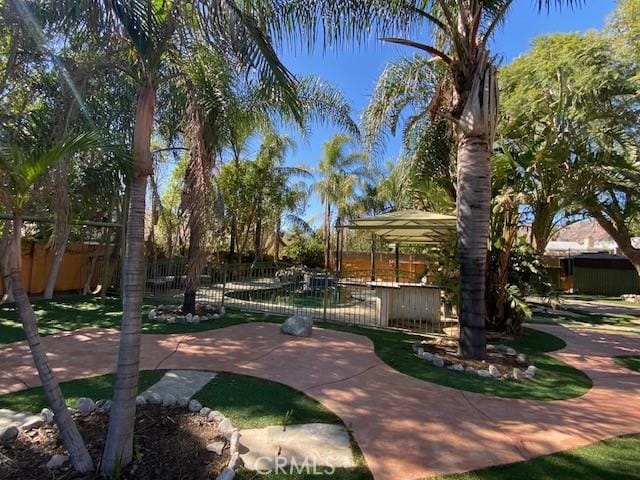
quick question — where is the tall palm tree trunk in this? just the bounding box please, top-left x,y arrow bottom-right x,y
6,212 -> 93,472
456,135 -> 491,359
101,80 -> 156,473
324,201 -> 331,270
43,166 -> 70,299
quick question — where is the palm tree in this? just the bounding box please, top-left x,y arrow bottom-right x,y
353,0 -> 584,359
0,131 -> 100,473
56,2 -> 301,473
314,134 -> 367,270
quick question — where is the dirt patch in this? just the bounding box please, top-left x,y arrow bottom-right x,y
415,337 -> 527,371
0,406 -> 228,479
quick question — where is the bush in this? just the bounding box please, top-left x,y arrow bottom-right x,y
281,228 -> 324,268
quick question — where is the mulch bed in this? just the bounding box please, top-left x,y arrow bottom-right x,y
0,406 -> 229,480
418,337 -> 526,370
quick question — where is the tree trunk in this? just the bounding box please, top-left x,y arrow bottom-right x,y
456,134 -> 490,359
6,213 -> 93,472
324,201 -> 331,270
274,214 -> 281,262
592,212 -> 640,274
101,80 -> 155,474
253,200 -> 262,264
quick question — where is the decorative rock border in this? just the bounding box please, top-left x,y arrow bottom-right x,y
148,304 -> 225,324
2,395 -> 242,479
621,294 -> 640,303
412,341 -> 538,381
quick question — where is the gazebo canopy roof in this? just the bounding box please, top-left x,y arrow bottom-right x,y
343,209 -> 456,245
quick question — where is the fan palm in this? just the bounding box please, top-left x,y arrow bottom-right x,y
0,131 -> 100,473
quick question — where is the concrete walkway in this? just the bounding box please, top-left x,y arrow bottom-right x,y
1,324 -> 639,480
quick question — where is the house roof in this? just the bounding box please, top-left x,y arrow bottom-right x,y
342,209 -> 456,244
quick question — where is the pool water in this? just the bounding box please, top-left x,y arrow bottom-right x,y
225,286 -> 361,308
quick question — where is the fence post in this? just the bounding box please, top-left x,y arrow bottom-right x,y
322,269 -> 329,322
221,264 -> 227,307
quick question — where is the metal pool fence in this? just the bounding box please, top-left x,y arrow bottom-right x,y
138,259 -> 456,335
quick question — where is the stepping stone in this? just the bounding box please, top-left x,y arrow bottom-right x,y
141,370 -> 217,401
0,409 -> 36,429
239,423 -> 355,471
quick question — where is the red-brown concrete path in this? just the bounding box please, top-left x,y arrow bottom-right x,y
1,323 -> 639,480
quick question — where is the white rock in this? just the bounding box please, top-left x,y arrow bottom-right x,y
178,396 -> 190,408
192,315 -> 200,324
416,347 -> 424,357
448,364 -> 465,372
465,366 -> 476,375
208,410 -> 224,422
218,418 -> 236,438
148,309 -> 157,321
77,397 -> 95,415
47,454 -> 68,470
227,451 -> 240,469
200,407 -> 212,417
136,395 -> 147,406
219,306 -> 225,316
212,313 -> 220,320
206,440 -> 226,455
422,351 -> 434,362
186,313 -> 193,323
0,425 -> 19,444
477,369 -> 491,377
188,399 -> 203,412
488,365 -> 501,378
513,368 -> 525,380
148,393 -> 163,405
163,393 -> 177,407
486,344 -> 496,351
432,355 -> 444,368
229,430 -> 240,454
41,408 -> 54,424
281,315 -> 313,336
22,416 -> 44,430
517,353 -> 528,364
525,365 -> 538,378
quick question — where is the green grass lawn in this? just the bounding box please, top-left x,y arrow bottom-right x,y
0,296 -> 591,400
0,370 -> 371,480
615,356 -> 640,372
319,324 -> 592,401
437,434 -> 640,480
0,370 -> 164,412
0,295 -> 284,344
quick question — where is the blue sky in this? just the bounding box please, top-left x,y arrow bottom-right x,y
271,0 -> 618,226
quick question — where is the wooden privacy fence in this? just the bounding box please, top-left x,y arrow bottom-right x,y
340,252 -> 427,282
0,241 -> 115,297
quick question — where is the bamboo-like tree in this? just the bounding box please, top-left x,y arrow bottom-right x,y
0,131 -> 100,473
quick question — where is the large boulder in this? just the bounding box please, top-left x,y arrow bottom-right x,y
280,315 -> 313,337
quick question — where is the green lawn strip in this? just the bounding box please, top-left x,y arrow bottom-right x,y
615,356 -> 640,372
436,434 -> 640,480
193,372 -> 339,429
0,295 -> 283,344
0,370 -> 164,413
316,324 -> 591,401
193,373 -> 371,480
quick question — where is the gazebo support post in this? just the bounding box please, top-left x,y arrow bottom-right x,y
395,243 -> 400,283
370,234 -> 376,282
